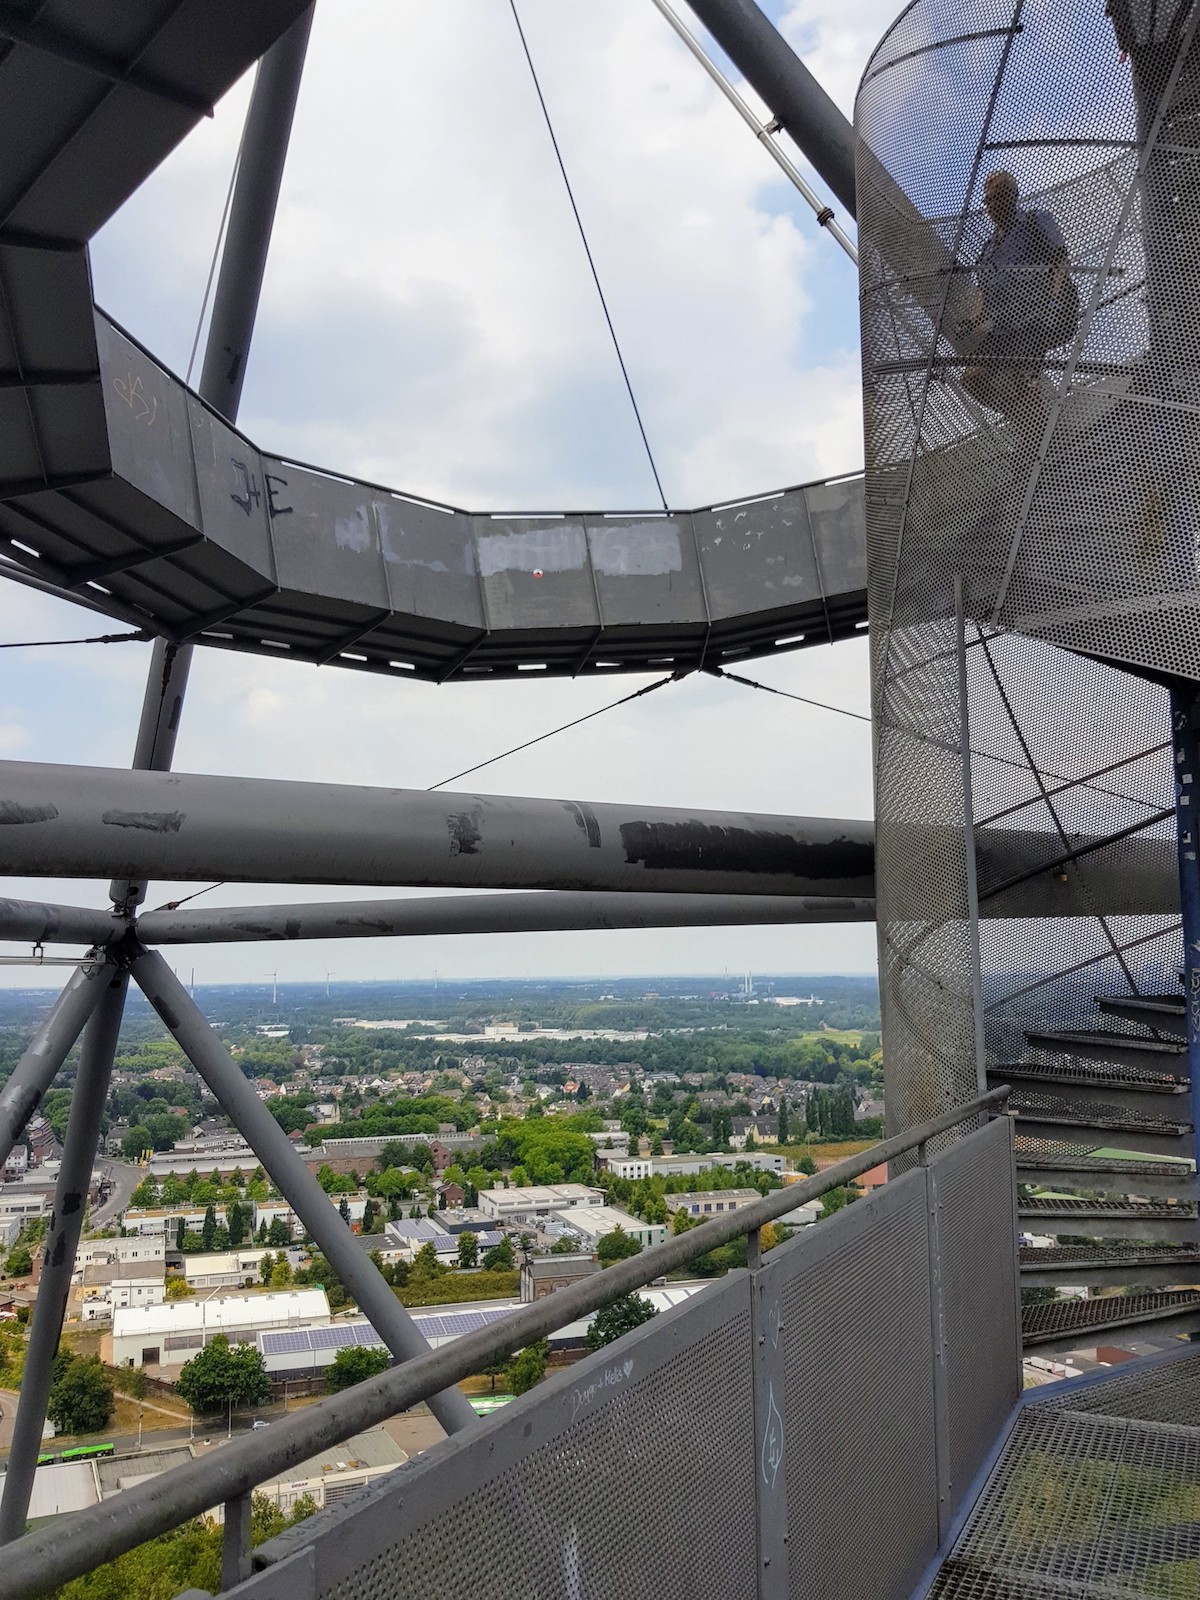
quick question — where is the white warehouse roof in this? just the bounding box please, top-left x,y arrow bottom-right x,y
113,1288 -> 330,1342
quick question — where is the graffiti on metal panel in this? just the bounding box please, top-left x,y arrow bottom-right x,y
230,459 -> 262,516
768,1298 -> 781,1350
570,1357 -> 633,1421
265,473 -> 293,517
112,372 -> 158,426
760,1380 -> 783,1489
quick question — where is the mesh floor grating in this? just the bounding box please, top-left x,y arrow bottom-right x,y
1027,1032 -> 1186,1059
931,1381 -> 1200,1597
995,1060 -> 1187,1091
1019,1245 -> 1200,1267
1011,1095 -> 1191,1135
1015,1147 -> 1197,1180
1021,1290 -> 1200,1343
1019,1197 -> 1198,1220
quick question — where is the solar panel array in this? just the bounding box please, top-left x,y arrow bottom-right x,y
260,1304 -> 515,1358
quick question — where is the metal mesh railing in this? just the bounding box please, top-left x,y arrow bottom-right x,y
856,0 -> 1196,1133
0,1098 -> 1018,1600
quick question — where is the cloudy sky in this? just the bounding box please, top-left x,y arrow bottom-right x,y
0,0 -> 899,988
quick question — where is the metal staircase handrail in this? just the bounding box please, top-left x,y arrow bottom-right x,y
0,1088 -> 1010,1600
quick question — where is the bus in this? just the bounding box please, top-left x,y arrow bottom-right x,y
55,1443 -> 116,1463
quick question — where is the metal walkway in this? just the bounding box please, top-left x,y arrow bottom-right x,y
928,1348 -> 1200,1598
0,2 -> 866,683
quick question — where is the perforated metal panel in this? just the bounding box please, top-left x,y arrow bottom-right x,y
765,1170 -> 940,1600
259,1274 -> 758,1600
929,1116 -> 1021,1508
220,1122 -> 1021,1600
856,0 -> 1193,1134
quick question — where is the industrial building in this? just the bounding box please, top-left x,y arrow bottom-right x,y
476,1184 -> 604,1222
110,1289 -> 331,1370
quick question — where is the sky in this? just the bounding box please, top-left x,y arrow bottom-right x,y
0,0 -> 902,987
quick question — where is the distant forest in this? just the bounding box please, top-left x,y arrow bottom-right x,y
0,974 -> 881,1105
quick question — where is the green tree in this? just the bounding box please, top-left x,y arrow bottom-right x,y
506,1339 -> 549,1396
776,1100 -> 790,1144
122,1125 -> 152,1161
267,1217 -> 291,1248
457,1232 -> 478,1269
597,1226 -> 642,1267
325,1346 -> 390,1393
820,1185 -> 857,1218
411,1241 -> 445,1278
47,1352 -> 114,1436
338,1196 -> 352,1226
176,1335 -> 271,1415
227,1201 -> 247,1247
482,1236 -> 514,1271
258,1252 -> 275,1286
362,1198 -> 378,1235
649,1134 -> 664,1157
165,1275 -> 194,1301
175,1217 -> 186,1251
586,1293 -> 657,1351
200,1205 -> 217,1251
269,1258 -> 292,1288
4,1245 -> 32,1277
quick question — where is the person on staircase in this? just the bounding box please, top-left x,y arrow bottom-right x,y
959,170 -> 1076,424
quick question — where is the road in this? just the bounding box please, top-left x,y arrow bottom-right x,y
89,1159 -> 141,1229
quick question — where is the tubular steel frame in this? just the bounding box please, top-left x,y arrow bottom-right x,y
0,0 -> 884,1541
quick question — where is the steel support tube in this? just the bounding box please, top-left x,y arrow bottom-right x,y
129,949 -> 476,1435
648,0 -> 856,260
0,1089 -> 1010,1599
0,760 -> 1180,912
0,960 -> 113,1174
0,897 -> 121,946
197,3 -> 315,420
137,890 -> 876,944
0,762 -> 875,897
0,970 -> 128,1545
680,0 -> 857,213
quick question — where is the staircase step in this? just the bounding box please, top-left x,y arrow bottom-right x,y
1020,1242 -> 1200,1289
1010,1091 -> 1192,1158
1019,1193 -> 1200,1242
989,1063 -> 1187,1122
1025,1028 -> 1187,1077
1022,1288 -> 1200,1347
1015,1143 -> 1197,1196
1097,995 -> 1188,1040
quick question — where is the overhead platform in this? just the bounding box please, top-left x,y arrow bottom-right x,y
0,2 -> 867,683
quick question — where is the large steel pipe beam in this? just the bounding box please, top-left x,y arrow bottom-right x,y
130,950 -> 477,1436
0,762 -> 876,897
137,890 -> 877,944
0,897 -> 121,946
0,762 -> 1180,912
0,960 -> 113,1174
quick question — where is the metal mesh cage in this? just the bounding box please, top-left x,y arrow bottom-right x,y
856,0 -> 1194,1130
